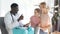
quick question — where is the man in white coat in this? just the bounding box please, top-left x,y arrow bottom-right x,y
4,3 -> 24,34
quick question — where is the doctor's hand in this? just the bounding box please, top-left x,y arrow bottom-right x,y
23,23 -> 30,27
18,15 -> 24,22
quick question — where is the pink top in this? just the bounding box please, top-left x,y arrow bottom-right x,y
30,16 -> 41,28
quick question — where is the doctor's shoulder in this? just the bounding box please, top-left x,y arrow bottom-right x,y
4,12 -> 12,19
5,12 -> 11,16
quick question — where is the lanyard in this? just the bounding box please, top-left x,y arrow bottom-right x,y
11,13 -> 14,22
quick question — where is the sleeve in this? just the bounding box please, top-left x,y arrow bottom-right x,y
30,16 -> 35,27
19,20 -> 24,27
4,15 -> 20,29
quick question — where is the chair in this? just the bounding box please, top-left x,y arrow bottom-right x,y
0,17 -> 8,34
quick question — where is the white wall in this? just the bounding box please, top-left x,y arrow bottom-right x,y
0,0 -> 54,24
0,0 -> 1,16
0,29 -> 2,34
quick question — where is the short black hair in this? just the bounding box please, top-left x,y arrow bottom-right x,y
11,3 -> 18,8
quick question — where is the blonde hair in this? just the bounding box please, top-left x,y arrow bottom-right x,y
40,2 -> 46,5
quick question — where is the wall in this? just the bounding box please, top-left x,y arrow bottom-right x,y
0,0 -> 54,24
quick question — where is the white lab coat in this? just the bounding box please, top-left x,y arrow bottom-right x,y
4,12 -> 23,34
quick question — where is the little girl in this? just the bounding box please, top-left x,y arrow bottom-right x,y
30,8 -> 41,34
39,2 -> 51,34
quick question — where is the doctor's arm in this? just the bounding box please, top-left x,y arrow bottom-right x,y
4,16 -> 20,29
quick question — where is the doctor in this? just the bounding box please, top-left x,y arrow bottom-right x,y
4,3 -> 24,34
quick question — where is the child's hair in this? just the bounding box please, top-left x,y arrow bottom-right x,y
40,2 -> 46,5
34,8 -> 40,13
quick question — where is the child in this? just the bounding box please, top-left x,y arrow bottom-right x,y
39,2 -> 51,34
30,8 -> 41,34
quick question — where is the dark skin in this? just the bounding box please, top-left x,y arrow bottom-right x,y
18,15 -> 24,21
23,23 -> 30,27
10,6 -> 24,22
10,6 -> 29,27
10,6 -> 19,15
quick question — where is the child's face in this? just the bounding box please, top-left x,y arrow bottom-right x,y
40,4 -> 46,9
34,10 -> 40,16
40,4 -> 48,14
